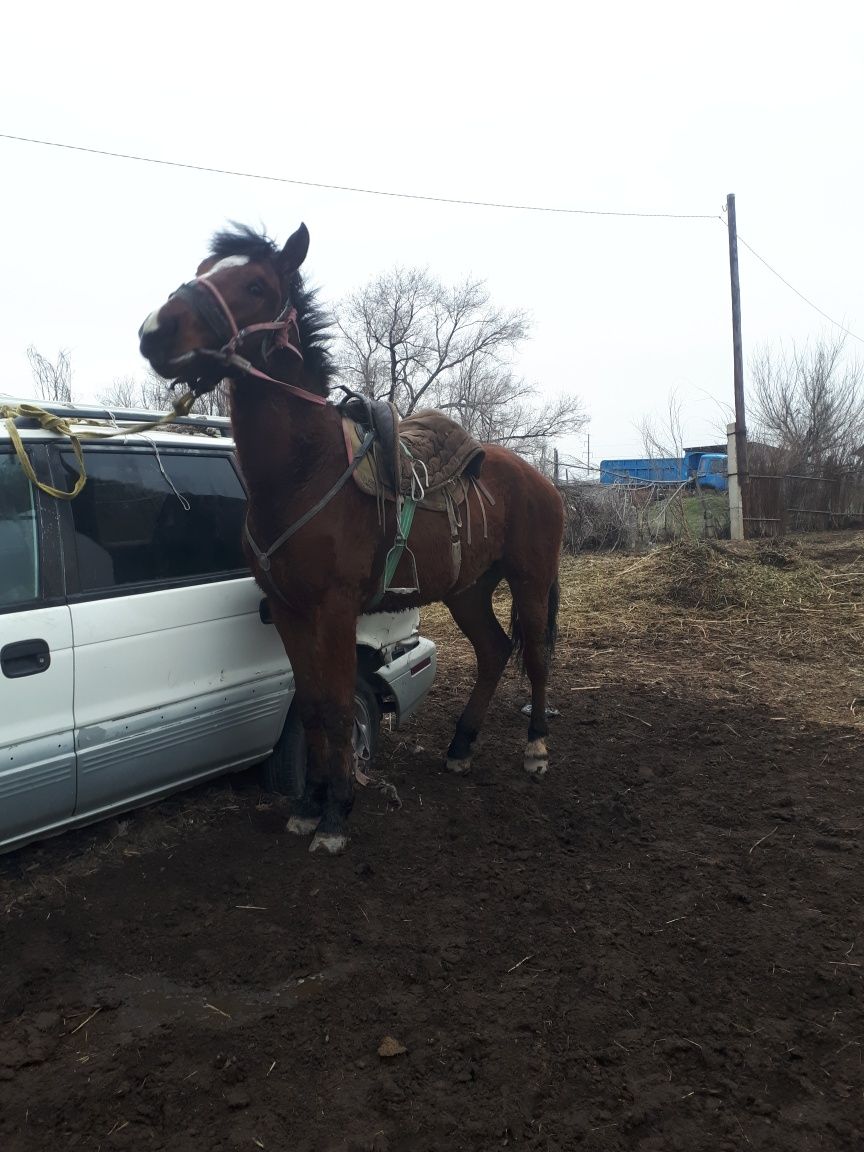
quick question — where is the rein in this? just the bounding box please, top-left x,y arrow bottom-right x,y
244,424 -> 376,573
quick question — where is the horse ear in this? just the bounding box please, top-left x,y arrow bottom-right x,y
278,223 -> 310,279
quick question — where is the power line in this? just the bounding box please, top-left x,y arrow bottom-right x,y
717,217 -> 864,345
0,132 -> 720,220
6,131 -> 859,343
738,233 -> 864,344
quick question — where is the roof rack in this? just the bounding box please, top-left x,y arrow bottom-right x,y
1,398 -> 232,437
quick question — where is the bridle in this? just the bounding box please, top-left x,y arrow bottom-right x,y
163,262 -> 375,589
168,272 -> 327,406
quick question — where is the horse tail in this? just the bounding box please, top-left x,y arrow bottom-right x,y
509,577 -> 560,672
546,578 -> 560,662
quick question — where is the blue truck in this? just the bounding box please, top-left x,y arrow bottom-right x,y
599,447 -> 728,491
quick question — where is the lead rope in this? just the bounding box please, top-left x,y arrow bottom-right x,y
0,392 -> 198,500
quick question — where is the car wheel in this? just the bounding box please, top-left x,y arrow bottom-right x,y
351,677 -> 380,780
260,676 -> 381,798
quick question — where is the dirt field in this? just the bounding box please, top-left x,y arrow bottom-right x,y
2,534 -> 863,1151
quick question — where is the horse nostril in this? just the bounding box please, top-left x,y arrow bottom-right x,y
139,329 -> 161,357
139,314 -> 179,358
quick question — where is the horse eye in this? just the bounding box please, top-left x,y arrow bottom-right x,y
248,282 -> 265,297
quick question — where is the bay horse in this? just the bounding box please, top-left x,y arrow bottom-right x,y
139,223 -> 563,854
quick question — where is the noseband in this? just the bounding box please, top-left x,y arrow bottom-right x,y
169,273 -> 327,406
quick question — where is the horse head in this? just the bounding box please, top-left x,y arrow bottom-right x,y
139,223 -> 313,394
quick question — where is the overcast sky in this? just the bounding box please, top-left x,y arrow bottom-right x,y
2,0 -> 862,475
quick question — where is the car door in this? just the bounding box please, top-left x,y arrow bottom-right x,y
0,445 -> 76,848
51,442 -> 292,816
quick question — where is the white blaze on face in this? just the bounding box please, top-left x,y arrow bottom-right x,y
142,256 -> 250,337
199,254 -> 250,279
141,308 -> 162,335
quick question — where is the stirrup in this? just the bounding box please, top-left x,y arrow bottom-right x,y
382,541 -> 420,597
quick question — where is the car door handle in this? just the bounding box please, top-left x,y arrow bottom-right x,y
1,639 -> 51,678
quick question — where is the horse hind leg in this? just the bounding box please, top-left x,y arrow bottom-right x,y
509,576 -> 559,777
444,568 -> 513,773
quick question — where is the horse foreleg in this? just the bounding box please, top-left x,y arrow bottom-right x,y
286,726 -> 327,837
278,610 -> 358,856
306,697 -> 355,855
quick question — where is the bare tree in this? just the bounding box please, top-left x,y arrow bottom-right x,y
98,371 -> 169,411
637,389 -> 686,459
750,335 -> 864,467
186,381 -> 231,418
99,372 -> 231,418
337,267 -> 586,463
435,359 -> 586,463
27,346 -> 73,403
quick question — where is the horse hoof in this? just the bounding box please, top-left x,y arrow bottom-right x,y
523,738 -> 548,777
309,831 -> 349,855
446,756 -> 472,775
287,814 -> 320,837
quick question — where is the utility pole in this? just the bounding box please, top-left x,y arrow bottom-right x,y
586,433 -> 591,480
726,193 -> 749,539
554,447 -> 560,486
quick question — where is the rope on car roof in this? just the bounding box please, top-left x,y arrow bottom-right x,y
0,392 -> 198,500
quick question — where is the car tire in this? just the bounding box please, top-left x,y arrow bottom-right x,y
260,675 -> 381,798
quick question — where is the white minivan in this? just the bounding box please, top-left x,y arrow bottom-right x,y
0,400 -> 436,855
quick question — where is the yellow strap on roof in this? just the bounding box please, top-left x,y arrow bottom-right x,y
0,392 -> 198,500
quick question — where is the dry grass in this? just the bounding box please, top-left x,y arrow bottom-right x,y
418,533 -> 864,725
423,534 -> 864,650
582,539 -> 827,611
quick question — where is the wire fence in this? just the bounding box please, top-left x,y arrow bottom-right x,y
559,480 -> 729,552
559,436 -> 864,550
747,472 -> 864,536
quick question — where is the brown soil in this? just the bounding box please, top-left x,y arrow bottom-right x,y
2,534 -> 864,1152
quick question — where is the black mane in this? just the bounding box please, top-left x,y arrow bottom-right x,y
209,224 -> 336,389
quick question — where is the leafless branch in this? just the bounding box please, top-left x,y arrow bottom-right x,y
27,346 -> 72,403
749,335 -> 864,468
98,371 -> 231,418
336,267 -> 586,473
637,388 -> 686,459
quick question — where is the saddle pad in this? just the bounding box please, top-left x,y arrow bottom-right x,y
343,410 -> 486,512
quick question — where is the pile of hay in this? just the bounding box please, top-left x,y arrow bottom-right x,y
419,537 -> 864,666
563,537 -> 856,613
614,539 -> 831,610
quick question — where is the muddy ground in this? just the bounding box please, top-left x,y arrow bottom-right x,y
1,535 -> 863,1151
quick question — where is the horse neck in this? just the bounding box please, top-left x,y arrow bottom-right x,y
228,376 -> 336,498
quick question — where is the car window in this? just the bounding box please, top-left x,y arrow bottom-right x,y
58,448 -> 248,591
0,452 -> 40,608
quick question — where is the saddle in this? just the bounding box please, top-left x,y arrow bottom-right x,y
338,395 -> 493,601
339,396 -> 486,511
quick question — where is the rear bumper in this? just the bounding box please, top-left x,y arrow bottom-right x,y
375,637 -> 437,727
